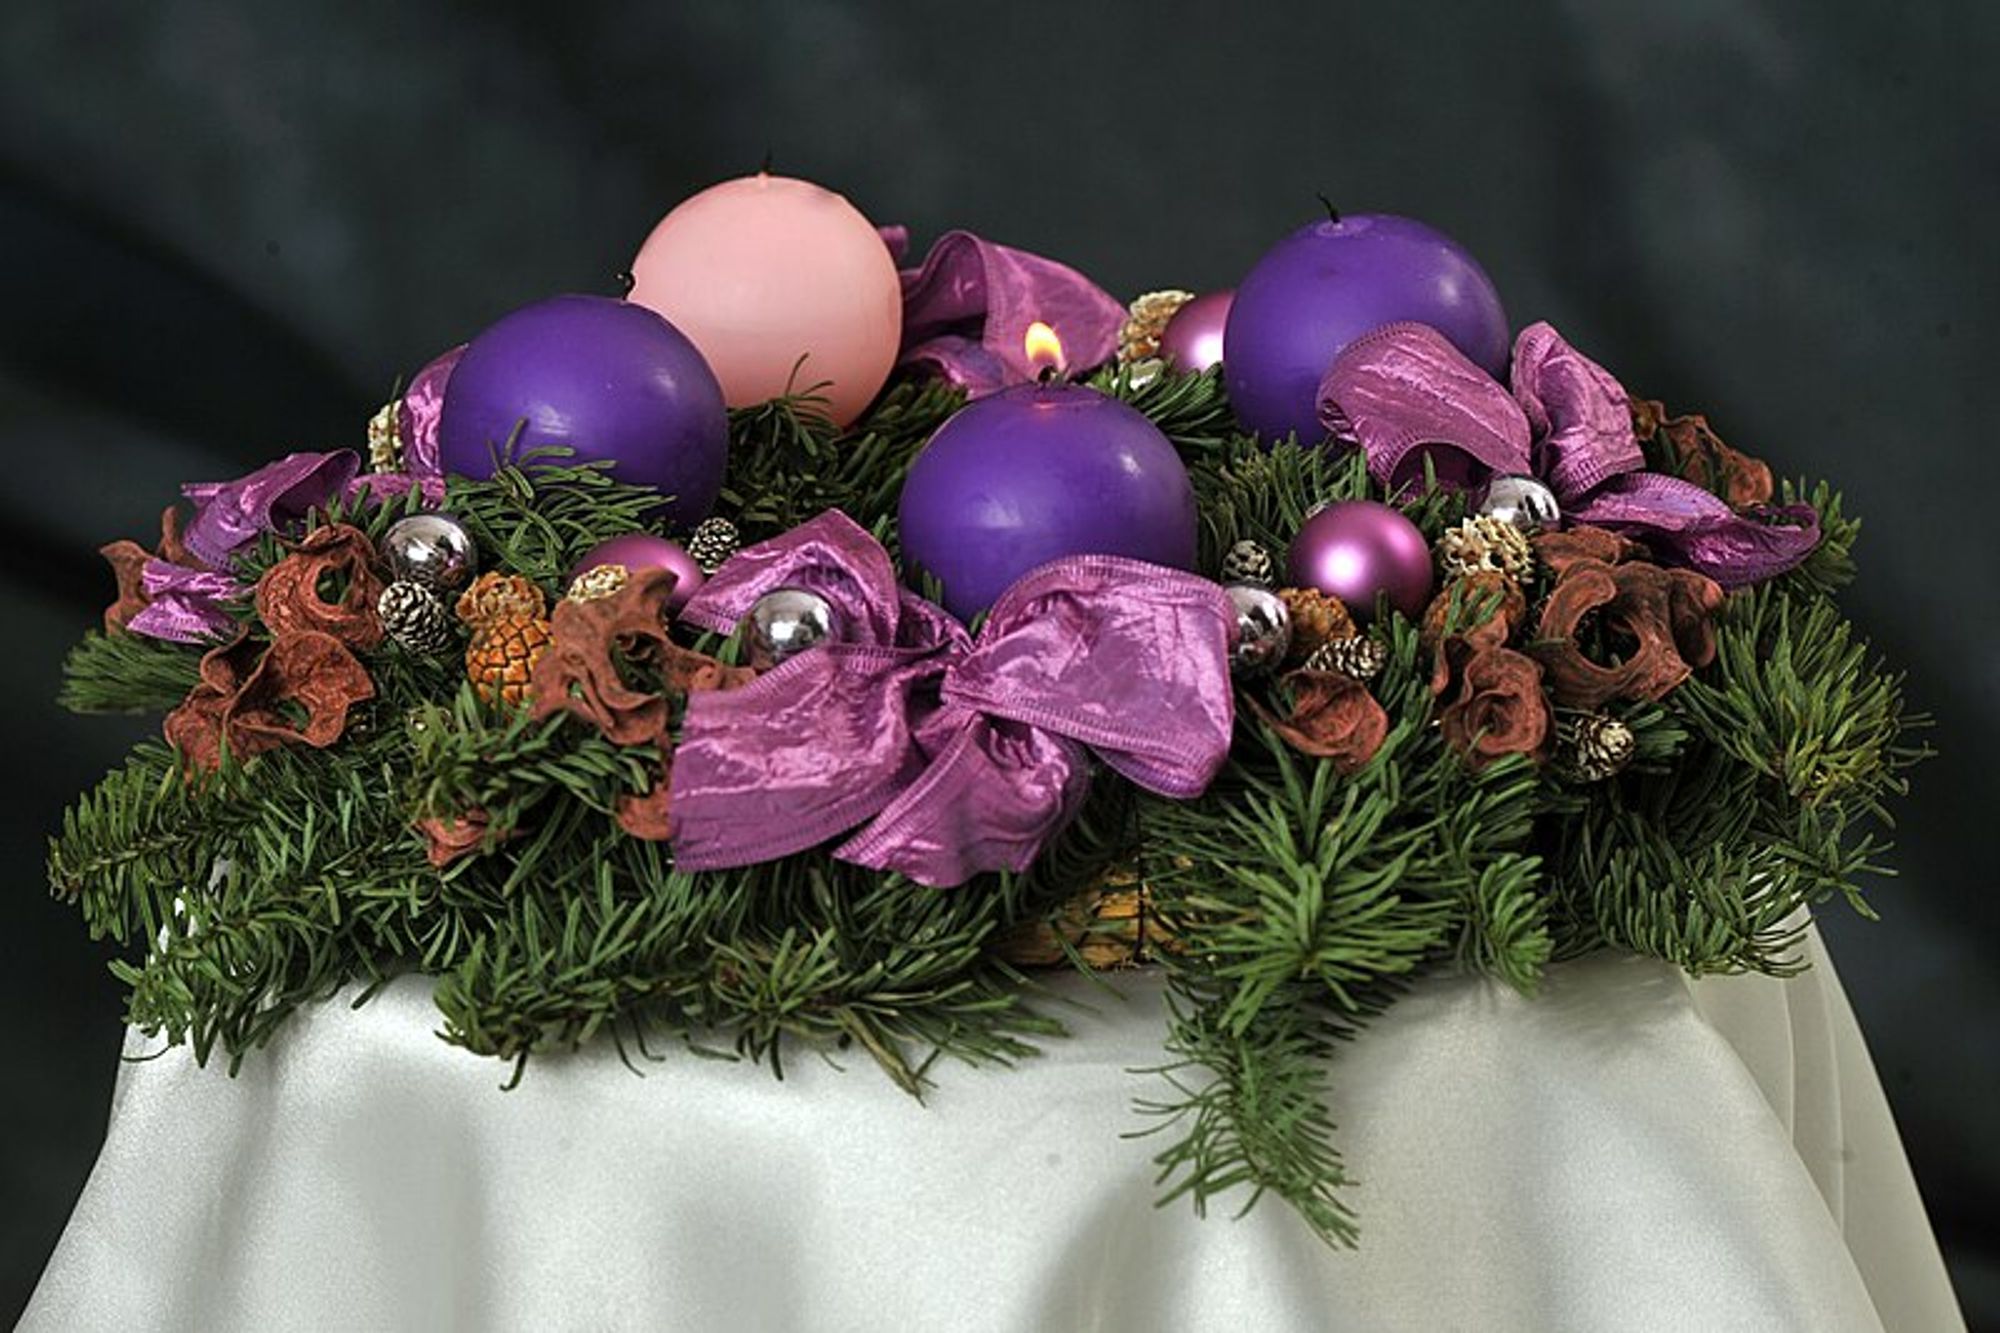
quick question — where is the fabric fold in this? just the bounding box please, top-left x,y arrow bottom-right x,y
894,229 -> 1127,398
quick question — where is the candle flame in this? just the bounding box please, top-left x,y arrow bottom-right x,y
1023,321 -> 1066,375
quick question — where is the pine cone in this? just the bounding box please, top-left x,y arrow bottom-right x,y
455,572 -> 547,626
1277,586 -> 1357,665
565,563 -> 630,604
1305,635 -> 1388,683
366,399 -> 402,473
1221,539 -> 1276,587
1117,289 -> 1195,364
1558,713 -> 1636,782
686,516 -> 741,575
377,580 -> 455,655
466,614 -> 552,707
1437,515 -> 1534,583
457,572 -> 552,706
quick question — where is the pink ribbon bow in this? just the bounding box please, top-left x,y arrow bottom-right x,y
668,511 -> 1235,888
1317,321 -> 1820,586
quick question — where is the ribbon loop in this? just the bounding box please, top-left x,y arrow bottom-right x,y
1317,321 -> 1819,586
670,512 -> 1235,887
895,230 -> 1127,398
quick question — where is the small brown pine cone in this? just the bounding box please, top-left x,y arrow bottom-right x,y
1277,587 -> 1357,665
456,572 -> 547,627
466,613 -> 552,706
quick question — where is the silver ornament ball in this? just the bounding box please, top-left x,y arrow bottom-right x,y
1475,474 -> 1561,534
746,588 -> 838,670
1225,583 -> 1292,677
382,513 -> 478,591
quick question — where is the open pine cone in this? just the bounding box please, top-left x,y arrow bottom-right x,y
457,572 -> 551,706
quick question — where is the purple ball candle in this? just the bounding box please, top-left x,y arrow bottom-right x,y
570,533 -> 706,613
899,382 -> 1197,620
1288,501 -> 1434,623
1224,213 -> 1509,444
439,295 -> 729,527
1158,290 -> 1232,373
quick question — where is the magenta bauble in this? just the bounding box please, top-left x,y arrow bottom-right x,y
570,533 -> 706,613
1158,290 -> 1232,373
1287,501 -> 1434,623
899,382 -> 1197,621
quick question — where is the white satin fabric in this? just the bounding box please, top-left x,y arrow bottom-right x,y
24,925 -> 1962,1332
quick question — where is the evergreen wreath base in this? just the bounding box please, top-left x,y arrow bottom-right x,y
50,366 -> 1923,1246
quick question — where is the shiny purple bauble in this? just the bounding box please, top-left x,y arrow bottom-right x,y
1287,501 -> 1434,623
1158,290 -> 1233,373
899,383 -> 1197,621
439,295 -> 729,527
570,533 -> 705,613
1224,214 -> 1509,444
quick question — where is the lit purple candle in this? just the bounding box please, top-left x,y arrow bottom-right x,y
1224,212 -> 1509,444
900,325 -> 1197,620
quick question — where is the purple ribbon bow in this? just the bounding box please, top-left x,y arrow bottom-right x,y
885,227 -> 1127,399
1316,321 -> 1819,586
669,511 -> 1235,888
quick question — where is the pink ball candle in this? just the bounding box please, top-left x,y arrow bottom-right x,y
628,174 -> 904,427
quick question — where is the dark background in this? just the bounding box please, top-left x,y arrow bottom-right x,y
3,0 -> 1994,1324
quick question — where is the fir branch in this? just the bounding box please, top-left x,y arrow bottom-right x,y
59,631 -> 204,715
1135,978 -> 1362,1247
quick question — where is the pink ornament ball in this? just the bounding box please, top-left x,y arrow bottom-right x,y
628,174 -> 903,428
1158,290 -> 1232,373
1287,501 -> 1434,623
570,533 -> 706,614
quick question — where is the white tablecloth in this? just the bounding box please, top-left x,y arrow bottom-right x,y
24,925 -> 1963,1332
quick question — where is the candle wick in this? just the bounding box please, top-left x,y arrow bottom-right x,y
613,269 -> 635,295
1037,364 -> 1060,385
1315,193 -> 1341,224
760,147 -> 774,175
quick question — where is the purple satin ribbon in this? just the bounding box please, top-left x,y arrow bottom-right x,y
125,563 -> 242,643
1317,321 -> 1819,586
397,343 -> 460,492
669,511 -> 1235,887
887,228 -> 1126,398
181,450 -> 363,569
117,449 -> 360,644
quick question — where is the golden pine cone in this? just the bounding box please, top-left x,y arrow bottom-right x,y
456,572 -> 547,627
1437,515 -> 1534,583
1277,586 -> 1357,664
1118,289 -> 1195,364
465,612 -> 551,706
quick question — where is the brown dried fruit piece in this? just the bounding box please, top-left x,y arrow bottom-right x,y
1438,646 -> 1551,770
1420,571 -> 1529,696
164,630 -> 375,772
1529,555 -> 1724,710
255,523 -> 385,649
1248,669 -> 1390,775
528,564 -> 752,746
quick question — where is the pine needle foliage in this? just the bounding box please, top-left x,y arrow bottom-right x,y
49,365 -> 1922,1246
